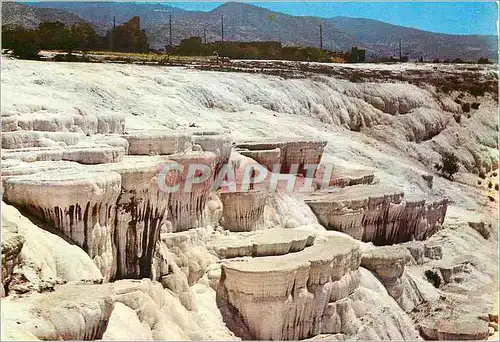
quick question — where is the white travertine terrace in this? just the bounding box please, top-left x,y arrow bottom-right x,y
3,169 -> 122,280
1,202 -> 103,296
2,58 -> 497,341
1,150 -> 219,280
1,112 -> 125,135
92,156 -> 170,279
1,145 -> 126,164
217,235 -> 362,340
0,129 -> 453,341
328,169 -> 376,188
87,135 -> 130,154
1,131 -> 86,149
1,279 -> 214,340
220,189 -> 269,232
121,131 -> 192,155
305,185 -> 448,244
235,138 -> 327,176
207,227 -> 315,259
238,147 -> 281,172
361,245 -> 411,302
1,160 -> 84,181
192,131 -> 233,178
165,152 -> 217,232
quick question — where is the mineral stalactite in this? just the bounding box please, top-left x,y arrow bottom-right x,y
164,152 -> 217,232
3,169 -> 121,280
1,135 -> 222,281
304,185 -> 448,245
216,235 -> 362,340
235,138 -> 327,176
93,156 -> 170,279
219,189 -> 269,232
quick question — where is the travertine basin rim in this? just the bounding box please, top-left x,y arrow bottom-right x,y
235,137 -> 327,147
304,184 -> 405,203
4,170 -> 121,186
121,131 -> 191,138
222,236 -> 358,273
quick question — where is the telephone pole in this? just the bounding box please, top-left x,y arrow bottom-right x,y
203,28 -> 207,44
399,39 -> 402,61
221,15 -> 224,42
169,14 -> 173,47
319,23 -> 323,50
110,16 -> 116,51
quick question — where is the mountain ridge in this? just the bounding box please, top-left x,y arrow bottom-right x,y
3,1 -> 497,60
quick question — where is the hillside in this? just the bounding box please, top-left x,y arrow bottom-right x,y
328,16 -> 498,60
1,2 -> 85,29
3,1 -> 497,60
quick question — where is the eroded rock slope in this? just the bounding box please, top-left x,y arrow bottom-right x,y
1,59 -> 497,341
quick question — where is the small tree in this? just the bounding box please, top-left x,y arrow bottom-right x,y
435,151 -> 460,180
2,25 -> 40,59
106,16 -> 149,53
478,57 -> 490,64
345,47 -> 366,63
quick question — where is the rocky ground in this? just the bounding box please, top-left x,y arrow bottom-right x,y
1,58 -> 498,340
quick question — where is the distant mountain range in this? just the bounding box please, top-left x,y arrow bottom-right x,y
3,1 -> 497,61
2,2 -> 85,28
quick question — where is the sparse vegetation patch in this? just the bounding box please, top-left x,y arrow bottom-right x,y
435,151 -> 460,181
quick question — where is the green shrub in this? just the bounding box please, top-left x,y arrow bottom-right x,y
2,25 -> 40,59
424,270 -> 441,288
13,44 -> 40,60
470,86 -> 486,97
435,151 -> 460,181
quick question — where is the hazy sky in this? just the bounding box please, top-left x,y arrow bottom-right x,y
22,1 -> 499,36
167,1 -> 498,36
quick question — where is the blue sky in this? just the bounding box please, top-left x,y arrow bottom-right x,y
165,2 -> 498,35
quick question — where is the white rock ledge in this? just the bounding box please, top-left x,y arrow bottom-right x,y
216,235 -> 361,340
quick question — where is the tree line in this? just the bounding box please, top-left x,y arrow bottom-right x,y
2,17 -> 149,59
170,37 -> 366,63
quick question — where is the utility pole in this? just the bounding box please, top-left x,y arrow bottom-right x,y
169,14 -> 173,47
203,28 -> 207,44
319,23 -> 323,50
221,15 -> 224,42
399,39 -> 402,61
110,16 -> 116,51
